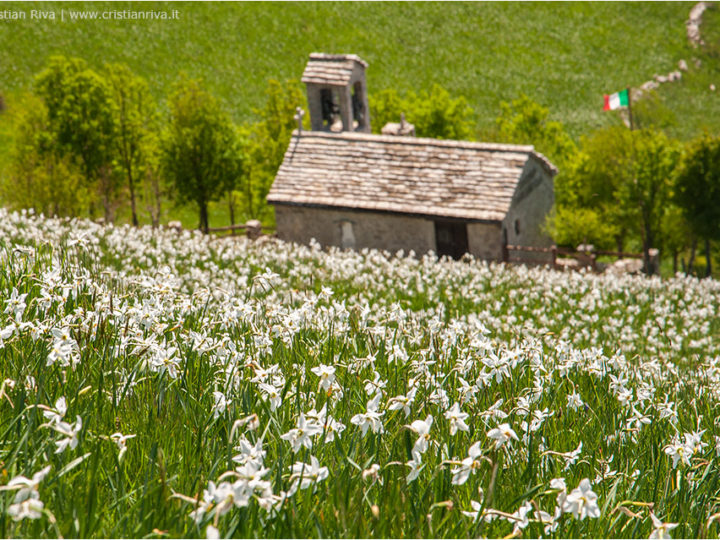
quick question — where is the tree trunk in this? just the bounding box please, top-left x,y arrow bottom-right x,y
642,225 -> 654,275
228,190 -> 236,236
688,237 -> 697,276
199,203 -> 209,234
100,167 -> 114,224
127,162 -> 138,227
151,171 -> 162,228
672,250 -> 678,275
705,237 -> 712,278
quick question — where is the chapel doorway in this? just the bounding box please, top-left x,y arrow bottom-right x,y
434,221 -> 469,260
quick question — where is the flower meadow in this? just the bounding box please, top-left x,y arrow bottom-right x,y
1,208 -> 720,539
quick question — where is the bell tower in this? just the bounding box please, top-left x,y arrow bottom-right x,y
301,53 -> 371,133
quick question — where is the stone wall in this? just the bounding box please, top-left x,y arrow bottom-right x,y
503,161 -> 555,263
274,205 -> 507,261
468,222 -> 504,261
274,205 -> 436,255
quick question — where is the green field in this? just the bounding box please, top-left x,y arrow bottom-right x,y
1,1 -> 718,140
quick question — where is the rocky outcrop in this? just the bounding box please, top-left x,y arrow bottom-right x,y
632,3 -> 713,103
687,2 -> 711,48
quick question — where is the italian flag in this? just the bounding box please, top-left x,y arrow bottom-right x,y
603,88 -> 629,111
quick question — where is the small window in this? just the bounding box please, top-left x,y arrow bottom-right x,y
320,88 -> 341,131
514,219 -> 520,236
340,220 -> 356,249
352,82 -> 366,130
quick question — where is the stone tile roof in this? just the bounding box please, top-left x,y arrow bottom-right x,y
301,53 -> 368,86
268,131 -> 557,222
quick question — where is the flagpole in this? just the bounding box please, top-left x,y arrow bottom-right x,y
627,87 -> 634,131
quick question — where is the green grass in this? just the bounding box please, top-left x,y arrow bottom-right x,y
0,1 -> 716,140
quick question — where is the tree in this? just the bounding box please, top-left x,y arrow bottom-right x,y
245,80 -> 304,221
494,94 -> 577,166
545,206 -> 618,251
1,95 -> 89,217
369,84 -> 476,140
34,56 -> 118,221
105,63 -> 158,226
618,129 -> 680,274
246,79 -> 306,222
660,204 -> 694,275
674,132 -> 720,277
553,126 -> 679,274
553,126 -> 635,251
161,77 -> 244,233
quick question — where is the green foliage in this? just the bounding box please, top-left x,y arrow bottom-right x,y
660,204 -> 693,273
554,126 -> 634,250
545,206 -> 618,251
618,129 -> 680,268
553,126 -> 680,268
674,132 -> 720,276
246,79 -> 306,222
370,84 -> 476,140
34,56 -> 116,181
34,56 -> 119,220
674,132 -> 720,241
105,63 -> 159,227
161,76 -> 245,232
0,95 -> 90,217
495,94 -> 577,166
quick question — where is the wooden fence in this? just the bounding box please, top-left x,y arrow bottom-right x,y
504,244 -> 658,273
206,222 -> 276,239
167,220 -> 276,240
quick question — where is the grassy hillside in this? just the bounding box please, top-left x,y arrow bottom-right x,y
1,1 -> 717,141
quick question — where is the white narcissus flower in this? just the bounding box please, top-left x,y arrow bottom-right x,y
512,501 -> 533,530
212,391 -> 231,419
408,415 -> 433,458
664,438 -> 691,469
562,478 -> 600,520
110,432 -> 137,462
567,391 -> 584,410
0,466 -> 51,503
288,456 -> 329,495
451,441 -> 484,485
7,498 -> 44,521
5,288 -> 28,319
42,396 -> 67,424
444,402 -> 469,435
1,465 -> 51,522
53,415 -> 82,454
649,512 -> 679,539
388,387 -> 417,418
405,456 -> 424,484
281,414 -> 322,453
258,382 -> 282,411
351,393 -> 385,437
486,423 -> 519,449
310,364 -> 336,391
150,345 -> 181,379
